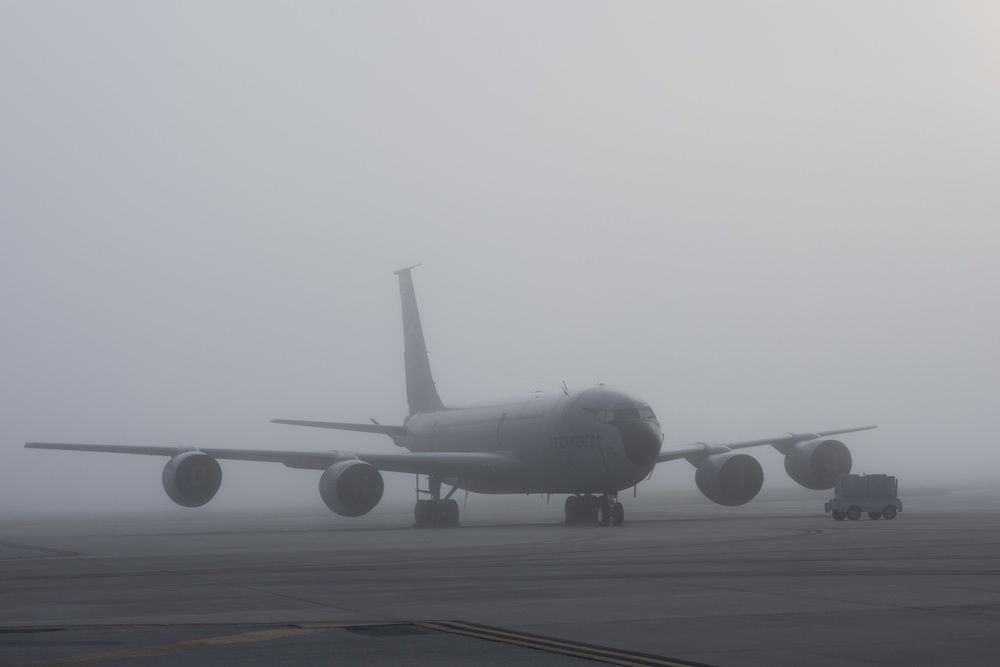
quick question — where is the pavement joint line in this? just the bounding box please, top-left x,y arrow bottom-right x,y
2,626 -> 326,667
0,541 -> 83,558
419,620 -> 715,667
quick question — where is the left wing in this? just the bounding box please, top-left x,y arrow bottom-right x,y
656,425 -> 877,463
24,442 -> 523,478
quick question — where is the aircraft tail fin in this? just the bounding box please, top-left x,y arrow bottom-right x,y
394,265 -> 444,415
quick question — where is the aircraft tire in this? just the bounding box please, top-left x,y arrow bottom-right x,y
611,502 -> 624,527
414,499 -> 428,527
868,512 -> 882,520
597,497 -> 611,527
446,499 -> 460,526
565,495 -> 581,524
832,511 -> 845,521
846,506 -> 861,521
883,506 -> 897,520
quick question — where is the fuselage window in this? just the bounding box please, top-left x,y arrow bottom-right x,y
589,410 -> 613,423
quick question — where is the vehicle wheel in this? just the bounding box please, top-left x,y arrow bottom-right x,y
597,497 -> 611,526
611,502 -> 624,527
846,506 -> 861,521
868,512 -> 882,520
446,499 -> 460,526
832,511 -> 845,521
565,495 -> 581,524
882,506 -> 897,520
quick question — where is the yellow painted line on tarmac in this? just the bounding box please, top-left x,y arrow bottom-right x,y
6,626 -> 325,667
419,620 -> 713,667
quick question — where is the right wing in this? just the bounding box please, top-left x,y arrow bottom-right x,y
24,442 -> 523,479
655,425 -> 877,463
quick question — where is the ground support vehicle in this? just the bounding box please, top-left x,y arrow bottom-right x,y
825,473 -> 902,521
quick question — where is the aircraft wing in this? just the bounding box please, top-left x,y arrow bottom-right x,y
24,442 -> 523,478
655,425 -> 876,463
270,420 -> 407,438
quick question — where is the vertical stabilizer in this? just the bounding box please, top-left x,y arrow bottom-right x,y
395,265 -> 444,415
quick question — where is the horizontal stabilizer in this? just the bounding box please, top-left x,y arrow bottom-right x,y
270,419 -> 406,438
26,442 -> 182,456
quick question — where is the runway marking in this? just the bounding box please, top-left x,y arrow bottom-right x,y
0,541 -> 82,558
4,626 -> 324,667
419,620 -> 715,667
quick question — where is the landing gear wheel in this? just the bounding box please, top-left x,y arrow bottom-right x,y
582,495 -> 599,523
415,499 -> 460,527
597,497 -> 611,527
445,499 -> 460,526
611,502 -> 624,527
846,506 -> 861,521
414,499 -> 428,527
868,512 -> 882,520
832,511 -> 846,521
565,495 -> 581,524
882,506 -> 897,520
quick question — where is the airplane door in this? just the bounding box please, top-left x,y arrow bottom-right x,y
596,435 -> 619,490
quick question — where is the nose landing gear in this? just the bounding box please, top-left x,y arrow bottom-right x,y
414,475 -> 460,528
565,493 -> 624,526
414,497 -> 459,527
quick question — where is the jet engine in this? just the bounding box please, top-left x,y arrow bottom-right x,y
162,451 -> 222,507
783,437 -> 852,490
319,460 -> 384,517
695,451 -> 764,506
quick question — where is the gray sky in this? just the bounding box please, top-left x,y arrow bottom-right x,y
2,2 -> 998,517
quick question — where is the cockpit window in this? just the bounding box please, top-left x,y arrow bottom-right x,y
589,406 -> 658,423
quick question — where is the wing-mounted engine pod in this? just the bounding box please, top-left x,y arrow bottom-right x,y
162,451 -> 222,507
695,451 -> 764,506
319,460 -> 384,517
784,438 -> 852,490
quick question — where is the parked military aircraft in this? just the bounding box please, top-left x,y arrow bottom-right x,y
26,266 -> 874,527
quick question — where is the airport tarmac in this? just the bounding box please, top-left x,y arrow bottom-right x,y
3,490 -> 1000,666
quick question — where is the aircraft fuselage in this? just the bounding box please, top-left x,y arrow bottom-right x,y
400,385 -> 663,495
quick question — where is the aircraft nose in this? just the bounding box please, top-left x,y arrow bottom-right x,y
615,418 -> 662,468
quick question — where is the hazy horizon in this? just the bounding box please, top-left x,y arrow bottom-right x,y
2,2 -> 998,520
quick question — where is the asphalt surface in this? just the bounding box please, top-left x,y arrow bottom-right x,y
3,490 -> 1000,666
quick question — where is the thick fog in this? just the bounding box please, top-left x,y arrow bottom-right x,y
2,2 -> 998,520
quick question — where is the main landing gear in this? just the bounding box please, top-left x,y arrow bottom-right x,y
414,475 -> 460,528
564,494 -> 624,526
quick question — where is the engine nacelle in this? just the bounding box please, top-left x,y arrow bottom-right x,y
783,438 -> 852,490
319,460 -> 384,517
695,451 -> 764,506
162,451 -> 222,507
